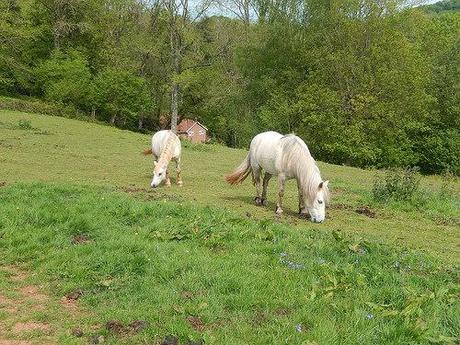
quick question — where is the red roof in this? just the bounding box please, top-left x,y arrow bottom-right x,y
177,119 -> 207,133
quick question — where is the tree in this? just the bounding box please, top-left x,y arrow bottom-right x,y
94,68 -> 152,126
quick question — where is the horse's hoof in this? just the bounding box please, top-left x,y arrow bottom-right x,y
275,207 -> 283,215
177,182 -> 183,187
261,198 -> 268,206
255,197 -> 263,206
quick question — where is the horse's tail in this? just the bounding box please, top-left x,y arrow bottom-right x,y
225,154 -> 252,185
143,148 -> 153,155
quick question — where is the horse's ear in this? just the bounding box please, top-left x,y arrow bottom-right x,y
153,160 -> 157,167
319,180 -> 329,189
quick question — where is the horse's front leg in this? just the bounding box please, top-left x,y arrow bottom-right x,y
165,170 -> 171,187
297,179 -> 305,215
297,181 -> 308,218
175,158 -> 183,186
276,175 -> 286,215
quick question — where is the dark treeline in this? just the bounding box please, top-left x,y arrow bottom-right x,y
0,0 -> 459,174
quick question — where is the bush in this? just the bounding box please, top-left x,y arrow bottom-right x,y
35,50 -> 93,110
0,96 -> 87,120
93,68 -> 152,126
17,119 -> 33,130
414,129 -> 460,175
372,167 -> 421,202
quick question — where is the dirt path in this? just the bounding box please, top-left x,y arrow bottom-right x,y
0,266 -> 87,345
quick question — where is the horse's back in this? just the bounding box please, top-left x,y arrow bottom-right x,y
151,130 -> 181,158
249,131 -> 283,174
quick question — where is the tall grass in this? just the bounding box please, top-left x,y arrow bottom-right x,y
372,168 -> 459,225
1,183 -> 458,344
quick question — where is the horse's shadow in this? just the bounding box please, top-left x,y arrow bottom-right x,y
222,195 -> 301,219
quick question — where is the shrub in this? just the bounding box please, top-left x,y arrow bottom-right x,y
17,119 -> 32,130
372,167 -> 421,202
35,50 -> 93,110
0,96 -> 87,120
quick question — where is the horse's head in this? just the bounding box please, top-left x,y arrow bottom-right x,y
150,161 -> 167,188
300,180 -> 329,223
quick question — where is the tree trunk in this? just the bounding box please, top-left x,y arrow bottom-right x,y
169,5 -> 180,134
171,82 -> 179,132
110,114 -> 117,125
138,114 -> 144,130
91,106 -> 96,120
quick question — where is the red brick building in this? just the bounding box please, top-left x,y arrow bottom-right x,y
177,119 -> 208,143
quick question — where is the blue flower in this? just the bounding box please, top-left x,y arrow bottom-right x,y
295,324 -> 302,332
366,313 -> 374,320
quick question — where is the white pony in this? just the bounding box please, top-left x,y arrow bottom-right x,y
143,130 -> 182,188
226,131 -> 329,222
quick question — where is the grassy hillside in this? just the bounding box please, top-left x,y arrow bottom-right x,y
1,110 -> 458,262
0,110 -> 459,344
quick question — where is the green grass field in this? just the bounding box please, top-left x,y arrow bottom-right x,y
0,110 -> 459,344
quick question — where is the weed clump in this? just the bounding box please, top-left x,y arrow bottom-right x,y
372,167 -> 421,202
18,119 -> 33,130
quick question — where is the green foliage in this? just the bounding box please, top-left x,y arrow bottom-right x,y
0,95 -> 86,120
422,0 -> 460,13
17,118 -> 32,130
35,50 -> 92,109
0,0 -> 459,174
373,167 -> 422,202
93,68 -> 152,125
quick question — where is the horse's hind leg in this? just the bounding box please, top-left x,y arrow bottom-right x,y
261,173 -> 272,206
276,174 -> 286,215
253,168 -> 263,206
175,158 -> 183,186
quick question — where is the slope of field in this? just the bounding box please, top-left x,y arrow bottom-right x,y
0,110 -> 458,262
0,110 -> 459,344
0,183 -> 458,345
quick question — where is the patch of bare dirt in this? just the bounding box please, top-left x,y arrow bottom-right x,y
0,340 -> 32,345
252,311 -> 267,326
71,328 -> 83,337
128,320 -> 149,333
355,205 -> 377,218
105,319 -> 150,336
329,203 -> 353,211
105,320 -> 126,335
1,266 -> 26,282
0,266 -> 88,345
119,185 -> 183,202
71,234 -> 90,245
0,182 -> 6,188
12,322 -> 50,334
274,308 -> 291,316
19,286 -> 48,302
65,289 -> 83,301
180,291 -> 195,299
0,294 -> 11,305
186,316 -> 205,332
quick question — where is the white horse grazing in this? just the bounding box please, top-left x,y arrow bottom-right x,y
225,131 -> 329,222
143,130 -> 182,188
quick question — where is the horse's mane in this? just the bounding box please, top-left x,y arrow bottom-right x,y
157,131 -> 176,166
280,135 -> 329,204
